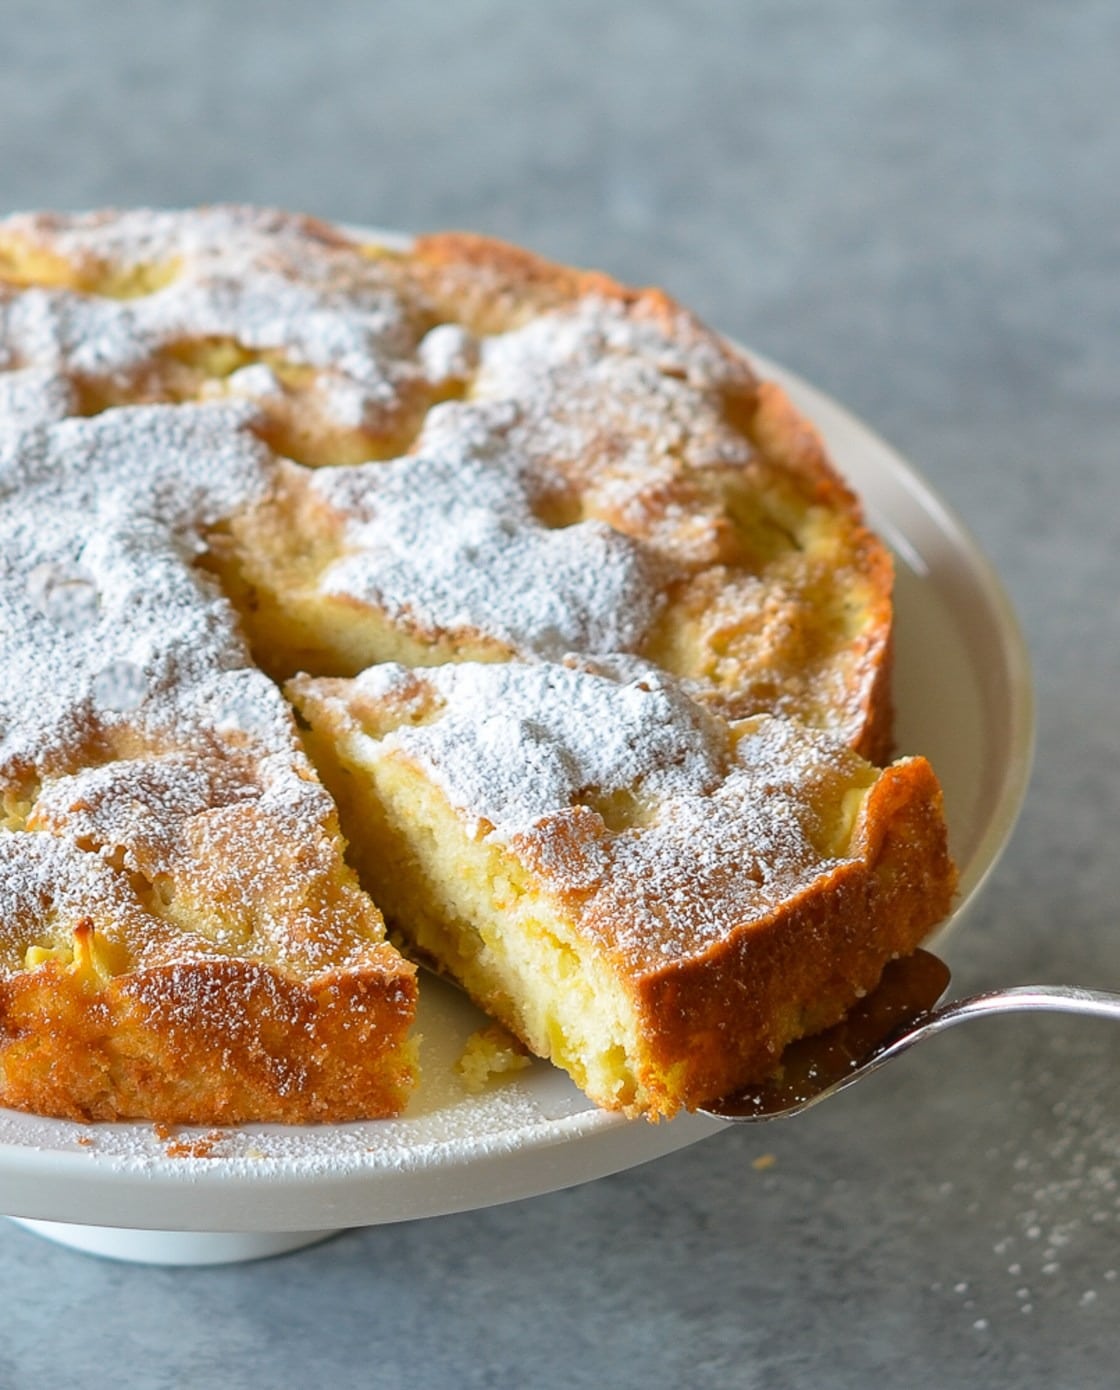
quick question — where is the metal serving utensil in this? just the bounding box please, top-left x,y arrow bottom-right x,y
701,951 -> 1120,1121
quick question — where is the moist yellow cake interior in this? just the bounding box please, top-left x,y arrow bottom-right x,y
300,701 -> 648,1107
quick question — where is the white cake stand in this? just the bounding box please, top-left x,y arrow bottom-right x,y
0,350 -> 1033,1265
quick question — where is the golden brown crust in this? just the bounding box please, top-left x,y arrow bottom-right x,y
410,231 -> 633,328
621,756 -> 954,1113
0,948 -> 416,1125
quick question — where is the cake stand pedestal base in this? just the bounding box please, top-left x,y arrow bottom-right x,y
8,1217 -> 339,1265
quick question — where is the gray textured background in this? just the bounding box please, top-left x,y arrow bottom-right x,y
2,2 -> 1119,1386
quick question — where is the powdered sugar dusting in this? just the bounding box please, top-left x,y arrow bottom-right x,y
585,716 -> 858,961
314,403 -> 662,657
468,293 -> 757,557
0,404 -> 275,782
0,401 -> 394,990
0,206 -> 767,670
1,206 -> 418,392
354,659 -> 731,834
0,365 -> 78,425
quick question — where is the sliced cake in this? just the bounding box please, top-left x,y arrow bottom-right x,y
0,205 -> 951,1125
290,660 -> 955,1119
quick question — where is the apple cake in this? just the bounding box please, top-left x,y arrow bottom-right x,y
0,206 -> 954,1123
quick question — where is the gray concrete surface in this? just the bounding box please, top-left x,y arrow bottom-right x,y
1,2 -> 1119,1385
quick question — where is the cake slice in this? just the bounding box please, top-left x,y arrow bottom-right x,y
0,751 -> 417,1126
290,660 -> 955,1120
